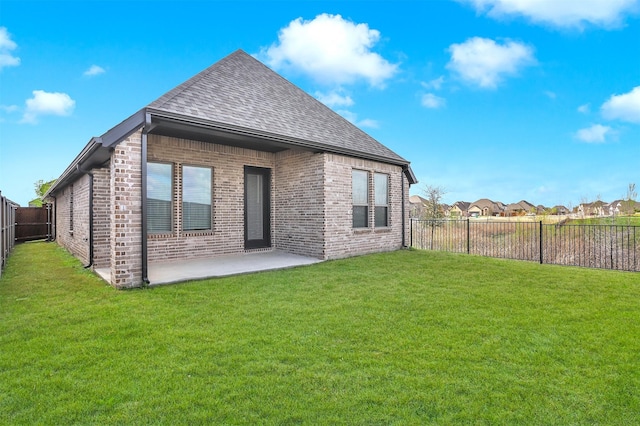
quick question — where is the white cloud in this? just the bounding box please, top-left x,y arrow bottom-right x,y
21,90 -> 76,124
544,90 -> 556,99
601,86 -> 640,123
460,0 -> 639,29
83,64 -> 105,76
315,90 -> 354,107
447,37 -> 535,89
337,109 -> 379,128
357,118 -> 380,129
0,27 -> 20,70
421,93 -> 446,109
578,103 -> 590,114
421,76 -> 445,90
575,124 -> 613,143
260,13 -> 398,87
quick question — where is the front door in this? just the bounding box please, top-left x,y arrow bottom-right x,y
244,166 -> 271,249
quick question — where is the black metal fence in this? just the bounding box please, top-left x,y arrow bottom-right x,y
1,191 -> 19,278
411,219 -> 640,272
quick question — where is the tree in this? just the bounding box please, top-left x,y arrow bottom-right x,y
420,184 -> 447,251
623,183 -> 637,215
421,184 -> 447,219
35,179 -> 56,198
30,179 -> 56,207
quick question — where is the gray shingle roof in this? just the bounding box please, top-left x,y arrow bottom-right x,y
148,49 -> 407,164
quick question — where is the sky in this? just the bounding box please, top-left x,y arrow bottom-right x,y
1,0 -> 639,208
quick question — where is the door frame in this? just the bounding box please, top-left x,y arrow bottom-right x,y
244,166 -> 271,249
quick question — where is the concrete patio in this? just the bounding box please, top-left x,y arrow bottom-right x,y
95,250 -> 323,286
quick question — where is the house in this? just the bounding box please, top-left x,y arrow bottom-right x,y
505,200 -> 535,216
608,200 -> 640,216
550,205 -> 569,215
468,199 -> 506,217
409,195 -> 428,218
44,50 -> 416,289
578,201 -> 607,217
448,201 -> 470,218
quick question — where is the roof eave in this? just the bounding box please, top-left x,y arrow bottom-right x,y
147,108 -> 412,167
45,109 -> 146,198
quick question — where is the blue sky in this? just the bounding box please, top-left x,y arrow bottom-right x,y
1,0 -> 639,208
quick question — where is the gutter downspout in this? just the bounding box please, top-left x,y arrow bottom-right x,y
141,113 -> 151,286
49,195 -> 57,242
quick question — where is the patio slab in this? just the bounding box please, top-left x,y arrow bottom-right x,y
95,250 -> 323,286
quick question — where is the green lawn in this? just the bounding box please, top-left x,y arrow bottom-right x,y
1,242 -> 639,424
566,216 -> 640,226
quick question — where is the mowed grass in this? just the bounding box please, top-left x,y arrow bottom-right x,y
1,243 -> 639,424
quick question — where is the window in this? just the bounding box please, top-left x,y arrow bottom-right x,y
69,184 -> 74,232
375,173 -> 389,227
352,170 -> 369,228
147,162 -> 172,233
182,165 -> 212,231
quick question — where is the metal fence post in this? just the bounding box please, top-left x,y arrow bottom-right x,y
410,219 -> 413,248
539,220 -> 543,264
467,219 -> 470,255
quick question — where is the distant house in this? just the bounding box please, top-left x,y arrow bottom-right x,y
409,195 -> 428,218
505,200 -> 535,216
551,205 -> 570,215
468,199 -> 506,217
578,201 -> 607,217
44,50 -> 416,289
606,199 -> 640,216
447,201 -> 470,218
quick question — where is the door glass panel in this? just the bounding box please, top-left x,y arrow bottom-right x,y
246,173 -> 263,240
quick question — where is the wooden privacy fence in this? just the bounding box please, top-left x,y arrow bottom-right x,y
1,192 -> 19,277
15,205 -> 52,243
411,219 -> 640,272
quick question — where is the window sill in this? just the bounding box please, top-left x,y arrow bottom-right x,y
182,231 -> 214,237
373,227 -> 391,233
148,232 -> 174,239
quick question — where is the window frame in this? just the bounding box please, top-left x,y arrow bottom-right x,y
69,183 -> 74,233
146,161 -> 174,234
352,169 -> 369,229
374,173 -> 389,227
181,164 -> 213,232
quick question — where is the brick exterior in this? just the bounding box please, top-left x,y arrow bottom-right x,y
109,130 -> 143,288
274,150 -> 325,258
146,134 -> 275,263
323,154 -> 406,259
93,166 -> 110,269
55,132 -> 410,288
54,174 -> 90,265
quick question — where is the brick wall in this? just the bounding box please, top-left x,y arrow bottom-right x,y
273,150 -> 325,258
110,130 -> 143,288
92,166 -> 110,269
146,134 -> 275,263
323,154 -> 406,259
54,174 -> 90,265
53,130 -> 410,287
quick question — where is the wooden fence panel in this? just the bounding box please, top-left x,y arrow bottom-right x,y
15,206 -> 51,242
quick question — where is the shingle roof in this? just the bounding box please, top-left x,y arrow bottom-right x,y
147,49 -> 407,164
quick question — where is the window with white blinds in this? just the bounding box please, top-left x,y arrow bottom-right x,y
374,173 -> 389,227
182,165 -> 212,231
147,162 -> 172,233
352,170 -> 369,228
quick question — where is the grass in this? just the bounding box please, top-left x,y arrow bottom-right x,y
567,216 -> 640,226
1,242 -> 639,424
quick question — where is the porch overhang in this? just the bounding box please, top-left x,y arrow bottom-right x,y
45,106 -> 417,199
